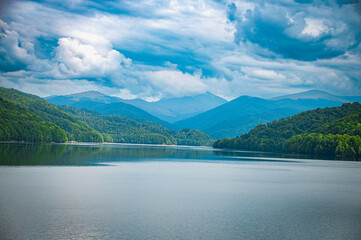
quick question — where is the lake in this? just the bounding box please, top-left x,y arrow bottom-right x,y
0,143 -> 361,240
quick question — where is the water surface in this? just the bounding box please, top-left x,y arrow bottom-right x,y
0,143 -> 360,239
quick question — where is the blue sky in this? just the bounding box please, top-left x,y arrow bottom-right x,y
0,0 -> 360,100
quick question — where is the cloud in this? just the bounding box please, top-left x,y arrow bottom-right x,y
230,1 -> 361,61
0,0 -> 360,101
301,18 -> 328,37
0,20 -> 37,71
144,70 -> 208,98
246,68 -> 286,81
55,37 -> 130,79
0,19 -> 55,77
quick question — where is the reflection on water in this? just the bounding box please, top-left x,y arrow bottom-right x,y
0,143 -> 216,166
0,143 -> 103,166
0,143 -> 361,240
0,142 -> 353,166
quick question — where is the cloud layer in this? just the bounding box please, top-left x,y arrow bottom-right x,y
0,0 -> 360,99
231,1 -> 361,61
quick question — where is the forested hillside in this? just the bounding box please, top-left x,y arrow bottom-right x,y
213,103 -> 361,157
204,108 -> 301,139
0,87 -> 103,142
69,101 -> 172,128
0,87 -> 213,146
283,111 -> 361,156
59,106 -> 213,146
46,91 -> 172,127
174,94 -> 346,138
0,97 -> 67,142
46,91 -> 227,123
0,88 -> 103,142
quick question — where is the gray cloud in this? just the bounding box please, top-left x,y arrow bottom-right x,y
0,0 -> 360,100
231,1 -> 361,61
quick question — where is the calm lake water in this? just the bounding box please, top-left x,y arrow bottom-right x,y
0,143 -> 361,240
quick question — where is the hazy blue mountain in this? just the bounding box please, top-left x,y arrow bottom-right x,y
129,92 -> 227,122
46,91 -> 227,123
45,91 -> 124,105
174,91 -> 359,139
341,96 -> 361,103
270,90 -> 351,102
71,101 -> 173,128
46,91 -> 171,127
204,108 -> 301,139
46,89 -> 361,140
174,96 -> 277,131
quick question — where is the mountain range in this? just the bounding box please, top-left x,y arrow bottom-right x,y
213,102 -> 361,157
46,91 -> 227,123
46,90 -> 361,139
174,90 -> 361,138
45,91 -> 171,127
0,87 -> 213,145
270,89 -> 361,102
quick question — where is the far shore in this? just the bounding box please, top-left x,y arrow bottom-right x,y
0,141 -> 212,148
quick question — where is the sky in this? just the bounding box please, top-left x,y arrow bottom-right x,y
0,0 -> 360,101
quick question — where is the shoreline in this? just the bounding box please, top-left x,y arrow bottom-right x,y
0,141 -> 212,148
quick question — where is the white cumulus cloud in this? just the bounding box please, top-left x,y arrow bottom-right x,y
55,37 -> 131,78
145,70 -> 208,98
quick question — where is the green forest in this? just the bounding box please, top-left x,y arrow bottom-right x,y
0,97 -> 67,142
0,87 -> 213,146
59,106 -> 213,146
213,103 -> 361,157
0,87 -> 103,142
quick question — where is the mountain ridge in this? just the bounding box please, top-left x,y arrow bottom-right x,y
270,90 -> 351,102
46,91 -> 227,123
174,91 -> 361,138
46,92 -> 171,127
213,102 -> 361,157
0,87 -> 214,146
0,87 -> 104,142
46,89 -> 361,140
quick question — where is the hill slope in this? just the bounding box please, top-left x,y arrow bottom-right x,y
283,111 -> 361,157
175,95 -> 345,132
0,87 -> 213,146
213,103 -> 361,157
175,90 -> 359,138
70,101 -> 172,128
46,91 -> 171,127
130,92 -> 227,122
174,96 -> 275,130
59,106 -> 214,146
0,87 -> 103,142
45,91 -> 123,105
204,108 -> 301,139
46,91 -> 227,123
0,97 -> 67,142
270,90 -> 349,102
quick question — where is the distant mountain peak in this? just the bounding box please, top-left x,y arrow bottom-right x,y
301,89 -> 329,94
204,91 -> 216,96
270,90 -> 349,102
202,91 -> 227,99
67,90 -> 108,98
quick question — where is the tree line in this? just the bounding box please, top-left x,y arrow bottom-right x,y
0,87 -> 213,146
59,105 -> 214,146
213,103 -> 361,157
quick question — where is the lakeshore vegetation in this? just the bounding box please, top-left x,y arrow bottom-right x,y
2,86 -> 361,156
0,87 -> 213,146
213,103 -> 361,157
